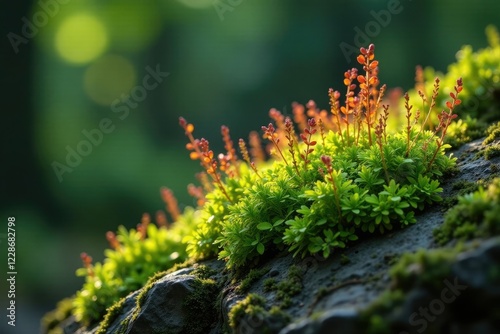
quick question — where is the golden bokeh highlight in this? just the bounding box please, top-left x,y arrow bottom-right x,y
84,55 -> 136,106
55,14 -> 108,65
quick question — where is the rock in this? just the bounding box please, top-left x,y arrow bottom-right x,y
126,274 -> 196,333
279,308 -> 363,334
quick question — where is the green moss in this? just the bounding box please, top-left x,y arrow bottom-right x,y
389,247 -> 460,292
192,264 -> 217,280
483,121 -> 500,145
228,293 -> 290,333
263,278 -> 277,292
228,293 -> 266,329
41,298 -> 74,334
274,265 -> 304,308
361,244 -> 467,334
183,278 -> 219,334
236,267 -> 270,293
95,297 -> 128,334
484,144 -> 500,159
434,178 -> 500,245
445,116 -> 487,148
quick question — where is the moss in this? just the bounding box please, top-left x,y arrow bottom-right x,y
41,297 -> 74,334
445,116 -> 487,148
228,293 -> 290,333
361,244 -> 467,334
274,265 -> 304,308
191,264 -> 217,280
434,178 -> 500,245
183,278 -> 219,334
228,293 -> 266,329
483,121 -> 500,145
236,267 -> 270,293
95,297 -> 128,334
484,144 -> 500,159
389,247 -> 460,292
263,278 -> 277,292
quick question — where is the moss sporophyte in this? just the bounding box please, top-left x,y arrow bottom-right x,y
69,43 -> 469,324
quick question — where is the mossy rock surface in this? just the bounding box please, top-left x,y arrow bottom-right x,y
47,137 -> 500,334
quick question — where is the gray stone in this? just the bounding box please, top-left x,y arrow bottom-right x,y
279,308 -> 362,334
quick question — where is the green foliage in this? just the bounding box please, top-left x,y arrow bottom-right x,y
65,39 -> 489,324
185,167 -> 254,260
406,25 -> 500,124
434,178 -> 500,245
217,167 -> 308,267
72,211 -> 196,324
41,298 -> 74,334
445,116 -> 487,148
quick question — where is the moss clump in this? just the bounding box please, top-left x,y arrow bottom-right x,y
483,144 -> 500,160
389,247 -> 460,292
191,264 -> 217,280
434,178 -> 500,245
267,265 -> 304,308
236,267 -> 270,293
445,116 -> 487,148
184,278 -> 219,334
483,121 -> 500,145
41,298 -> 74,334
361,245 -> 466,334
95,297 -> 128,334
228,293 -> 290,334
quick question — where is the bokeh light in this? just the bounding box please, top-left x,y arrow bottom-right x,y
84,55 -> 136,106
55,13 -> 108,64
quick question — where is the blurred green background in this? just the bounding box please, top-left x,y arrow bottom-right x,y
1,0 -> 499,332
